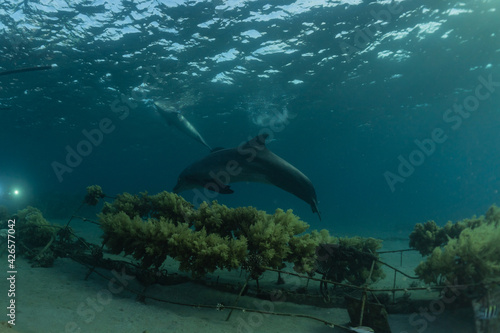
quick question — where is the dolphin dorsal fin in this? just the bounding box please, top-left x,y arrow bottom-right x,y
243,133 -> 269,150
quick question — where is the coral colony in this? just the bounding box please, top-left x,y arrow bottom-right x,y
5,185 -> 500,332
99,190 -> 383,281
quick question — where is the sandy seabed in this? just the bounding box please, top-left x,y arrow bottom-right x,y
0,233 -> 477,333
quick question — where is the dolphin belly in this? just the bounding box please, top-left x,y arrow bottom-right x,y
173,134 -> 321,220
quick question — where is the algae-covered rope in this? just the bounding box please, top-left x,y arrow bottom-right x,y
263,267 -> 479,293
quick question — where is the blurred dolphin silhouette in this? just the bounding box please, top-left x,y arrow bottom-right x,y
154,100 -> 212,151
173,133 -> 321,220
0,65 -> 52,76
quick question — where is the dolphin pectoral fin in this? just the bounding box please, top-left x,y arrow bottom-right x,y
201,141 -> 212,151
202,182 -> 234,194
218,185 -> 234,194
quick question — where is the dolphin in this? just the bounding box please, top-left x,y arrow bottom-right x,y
154,100 -> 212,151
0,65 -> 52,76
173,133 -> 321,220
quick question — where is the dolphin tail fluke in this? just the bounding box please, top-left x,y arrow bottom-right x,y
202,141 -> 212,151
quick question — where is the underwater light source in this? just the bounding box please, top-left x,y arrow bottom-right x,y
9,188 -> 21,198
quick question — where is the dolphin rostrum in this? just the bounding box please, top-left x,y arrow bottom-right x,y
154,100 -> 212,151
173,133 -> 321,220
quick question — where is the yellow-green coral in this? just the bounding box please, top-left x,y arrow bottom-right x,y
84,185 -> 106,206
310,236 -> 385,285
99,190 -> 384,284
245,209 -> 308,269
409,212 -> 486,256
173,230 -> 248,277
409,221 -> 443,256
416,223 -> 500,285
102,191 -> 195,223
339,236 -> 384,284
193,200 -> 238,236
100,210 -> 247,275
16,206 -> 55,249
414,205 -> 500,286
194,203 -> 314,271
288,229 -> 335,274
484,204 -> 500,226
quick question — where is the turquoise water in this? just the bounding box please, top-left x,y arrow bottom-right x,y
1,0 -> 499,235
